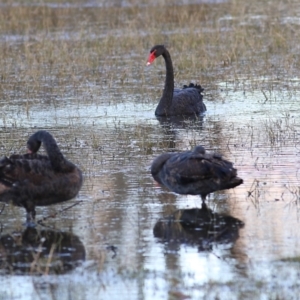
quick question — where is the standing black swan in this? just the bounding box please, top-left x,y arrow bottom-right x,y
0,130 -> 83,223
147,45 -> 206,116
151,146 -> 243,201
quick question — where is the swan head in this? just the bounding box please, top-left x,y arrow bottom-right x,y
27,131 -> 44,153
147,45 -> 166,65
27,139 -> 41,154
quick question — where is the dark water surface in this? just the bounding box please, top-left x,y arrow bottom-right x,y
1,0 -> 300,299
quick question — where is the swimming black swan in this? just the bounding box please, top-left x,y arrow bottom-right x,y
151,146 -> 243,201
0,130 -> 83,223
147,45 -> 206,116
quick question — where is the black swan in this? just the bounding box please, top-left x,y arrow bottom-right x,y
151,146 -> 243,201
0,130 -> 83,223
147,45 -> 206,116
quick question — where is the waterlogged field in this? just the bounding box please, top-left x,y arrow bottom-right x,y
1,0 -> 300,299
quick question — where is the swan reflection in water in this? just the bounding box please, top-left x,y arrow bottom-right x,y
156,114 -> 205,130
153,203 -> 244,251
0,227 -> 85,275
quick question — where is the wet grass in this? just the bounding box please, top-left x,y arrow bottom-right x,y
1,0 -> 300,105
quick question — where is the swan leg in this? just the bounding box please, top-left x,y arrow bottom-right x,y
24,201 -> 36,226
200,194 -> 207,203
25,210 -> 36,227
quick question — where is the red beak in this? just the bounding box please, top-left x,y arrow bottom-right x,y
146,51 -> 156,66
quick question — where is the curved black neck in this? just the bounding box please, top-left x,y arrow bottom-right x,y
155,49 -> 174,115
28,131 -> 68,171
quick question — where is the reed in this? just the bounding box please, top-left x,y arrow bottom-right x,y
0,0 -> 299,108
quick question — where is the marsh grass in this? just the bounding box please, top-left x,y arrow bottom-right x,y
263,114 -> 298,148
247,179 -> 262,209
0,0 -> 300,107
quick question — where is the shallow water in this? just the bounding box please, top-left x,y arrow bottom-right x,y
1,1 -> 300,299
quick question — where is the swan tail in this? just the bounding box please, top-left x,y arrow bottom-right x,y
183,83 -> 204,94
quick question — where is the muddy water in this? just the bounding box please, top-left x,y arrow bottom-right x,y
1,1 -> 300,300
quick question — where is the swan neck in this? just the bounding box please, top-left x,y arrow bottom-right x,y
34,131 -> 66,170
156,49 -> 174,115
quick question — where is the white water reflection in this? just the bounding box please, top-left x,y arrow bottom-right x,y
0,101 -> 155,127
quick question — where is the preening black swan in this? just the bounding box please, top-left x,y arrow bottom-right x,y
151,146 -> 243,201
147,45 -> 206,116
0,130 -> 83,223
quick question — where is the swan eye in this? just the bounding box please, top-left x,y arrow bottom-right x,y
147,50 -> 157,66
